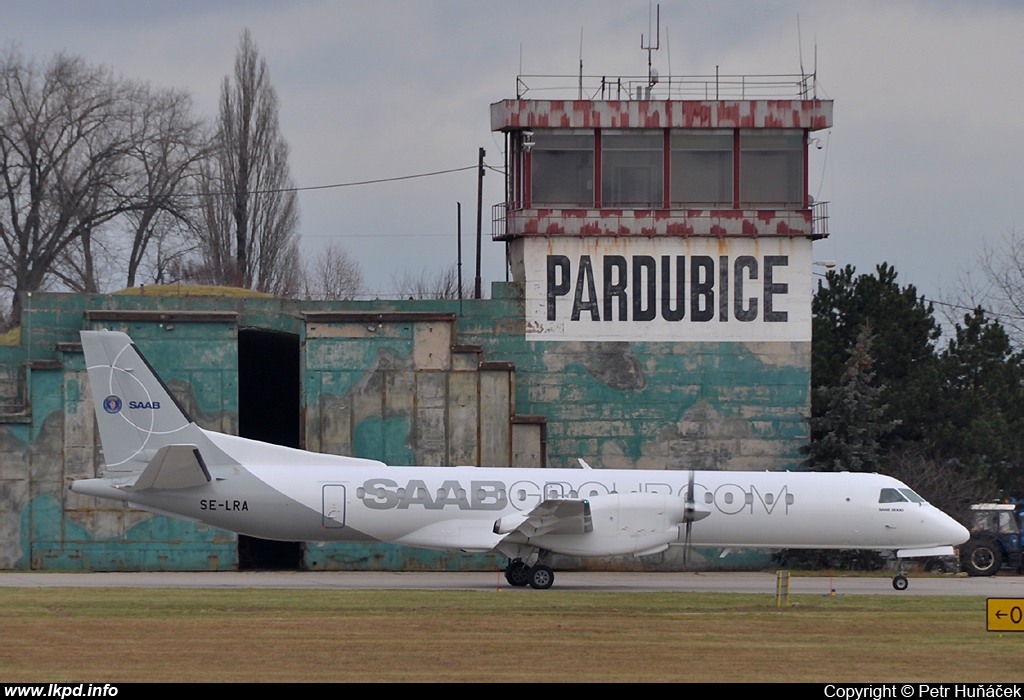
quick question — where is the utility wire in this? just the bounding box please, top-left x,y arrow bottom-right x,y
184,164 -> 481,198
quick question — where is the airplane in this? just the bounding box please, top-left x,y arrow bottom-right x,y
70,330 -> 969,590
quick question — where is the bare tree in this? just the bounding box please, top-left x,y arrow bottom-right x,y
0,50 -> 135,317
945,229 -> 1024,346
303,242 -> 364,300
390,266 -> 467,300
0,49 -> 210,318
120,86 -> 211,288
195,30 -> 300,296
52,84 -> 210,291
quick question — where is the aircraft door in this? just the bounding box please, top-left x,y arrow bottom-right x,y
322,484 -> 347,528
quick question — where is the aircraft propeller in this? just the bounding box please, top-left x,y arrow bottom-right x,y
683,470 -> 696,570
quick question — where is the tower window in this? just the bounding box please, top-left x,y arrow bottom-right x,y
602,131 -> 663,208
739,130 -> 804,208
670,130 -> 733,207
530,131 -> 594,207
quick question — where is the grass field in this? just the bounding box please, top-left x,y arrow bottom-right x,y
1,588 -> 1022,683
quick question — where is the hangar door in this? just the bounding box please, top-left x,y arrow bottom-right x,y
237,328 -> 302,569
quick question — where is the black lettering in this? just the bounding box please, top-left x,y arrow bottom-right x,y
632,256 -> 656,321
547,255 -> 571,321
719,255 -> 729,322
660,255 -> 685,321
603,255 -> 627,321
734,256 -> 758,321
764,255 -> 788,322
571,256 -> 600,321
690,256 -> 714,322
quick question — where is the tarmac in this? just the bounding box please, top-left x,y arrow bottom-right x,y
1,570 -> 1023,595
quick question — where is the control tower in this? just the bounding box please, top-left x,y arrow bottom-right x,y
491,73 -> 831,344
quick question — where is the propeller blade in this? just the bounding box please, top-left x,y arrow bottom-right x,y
684,520 -> 693,570
683,470 -> 695,571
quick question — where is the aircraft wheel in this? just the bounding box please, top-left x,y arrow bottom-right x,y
892,574 -> 909,591
504,560 -> 530,587
528,564 -> 554,590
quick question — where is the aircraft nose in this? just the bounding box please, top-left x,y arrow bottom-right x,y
948,519 -> 970,546
934,510 -> 970,546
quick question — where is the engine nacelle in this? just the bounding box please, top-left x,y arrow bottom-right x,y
529,492 -> 687,557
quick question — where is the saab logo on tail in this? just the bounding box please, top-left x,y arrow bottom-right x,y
103,396 -> 122,414
129,401 -> 161,410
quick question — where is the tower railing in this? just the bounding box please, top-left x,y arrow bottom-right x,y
515,72 -> 818,101
812,200 -> 829,239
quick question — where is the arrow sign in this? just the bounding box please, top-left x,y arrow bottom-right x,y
987,598 -> 1024,632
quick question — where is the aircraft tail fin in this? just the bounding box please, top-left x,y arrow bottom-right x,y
81,330 -> 238,475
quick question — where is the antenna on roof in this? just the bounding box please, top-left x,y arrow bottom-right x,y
797,15 -> 808,98
665,25 -> 672,91
813,37 -> 818,99
579,27 -> 584,100
797,16 -> 819,100
641,2 -> 660,98
798,15 -> 805,75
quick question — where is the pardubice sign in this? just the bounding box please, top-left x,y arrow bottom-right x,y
524,237 -> 812,342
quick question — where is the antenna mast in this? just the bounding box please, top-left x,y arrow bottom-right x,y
579,27 -> 584,100
641,3 -> 660,96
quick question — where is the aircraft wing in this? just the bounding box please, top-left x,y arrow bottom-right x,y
494,498 -> 593,539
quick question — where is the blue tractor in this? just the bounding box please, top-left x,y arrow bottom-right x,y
960,502 -> 1024,576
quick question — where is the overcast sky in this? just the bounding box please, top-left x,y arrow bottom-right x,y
4,1 -> 1023,310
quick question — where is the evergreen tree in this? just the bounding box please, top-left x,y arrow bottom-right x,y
811,263 -> 941,447
809,264 -> 1024,499
929,308 -> 1024,493
804,324 -> 897,471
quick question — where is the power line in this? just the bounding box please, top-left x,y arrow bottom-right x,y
187,164 -> 482,198
294,165 -> 481,194
813,272 -> 1024,324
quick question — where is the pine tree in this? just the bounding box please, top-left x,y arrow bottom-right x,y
810,263 -> 940,446
804,324 -> 898,471
930,308 -> 1024,492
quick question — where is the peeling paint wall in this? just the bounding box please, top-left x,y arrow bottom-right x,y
302,313 -> 520,469
0,287 -> 808,571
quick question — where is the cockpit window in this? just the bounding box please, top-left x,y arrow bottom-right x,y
879,488 -> 909,503
898,488 -> 925,503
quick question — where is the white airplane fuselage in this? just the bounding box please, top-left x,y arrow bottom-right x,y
73,430 -> 968,556
69,330 -> 970,587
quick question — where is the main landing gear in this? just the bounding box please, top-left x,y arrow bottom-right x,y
505,559 -> 554,590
